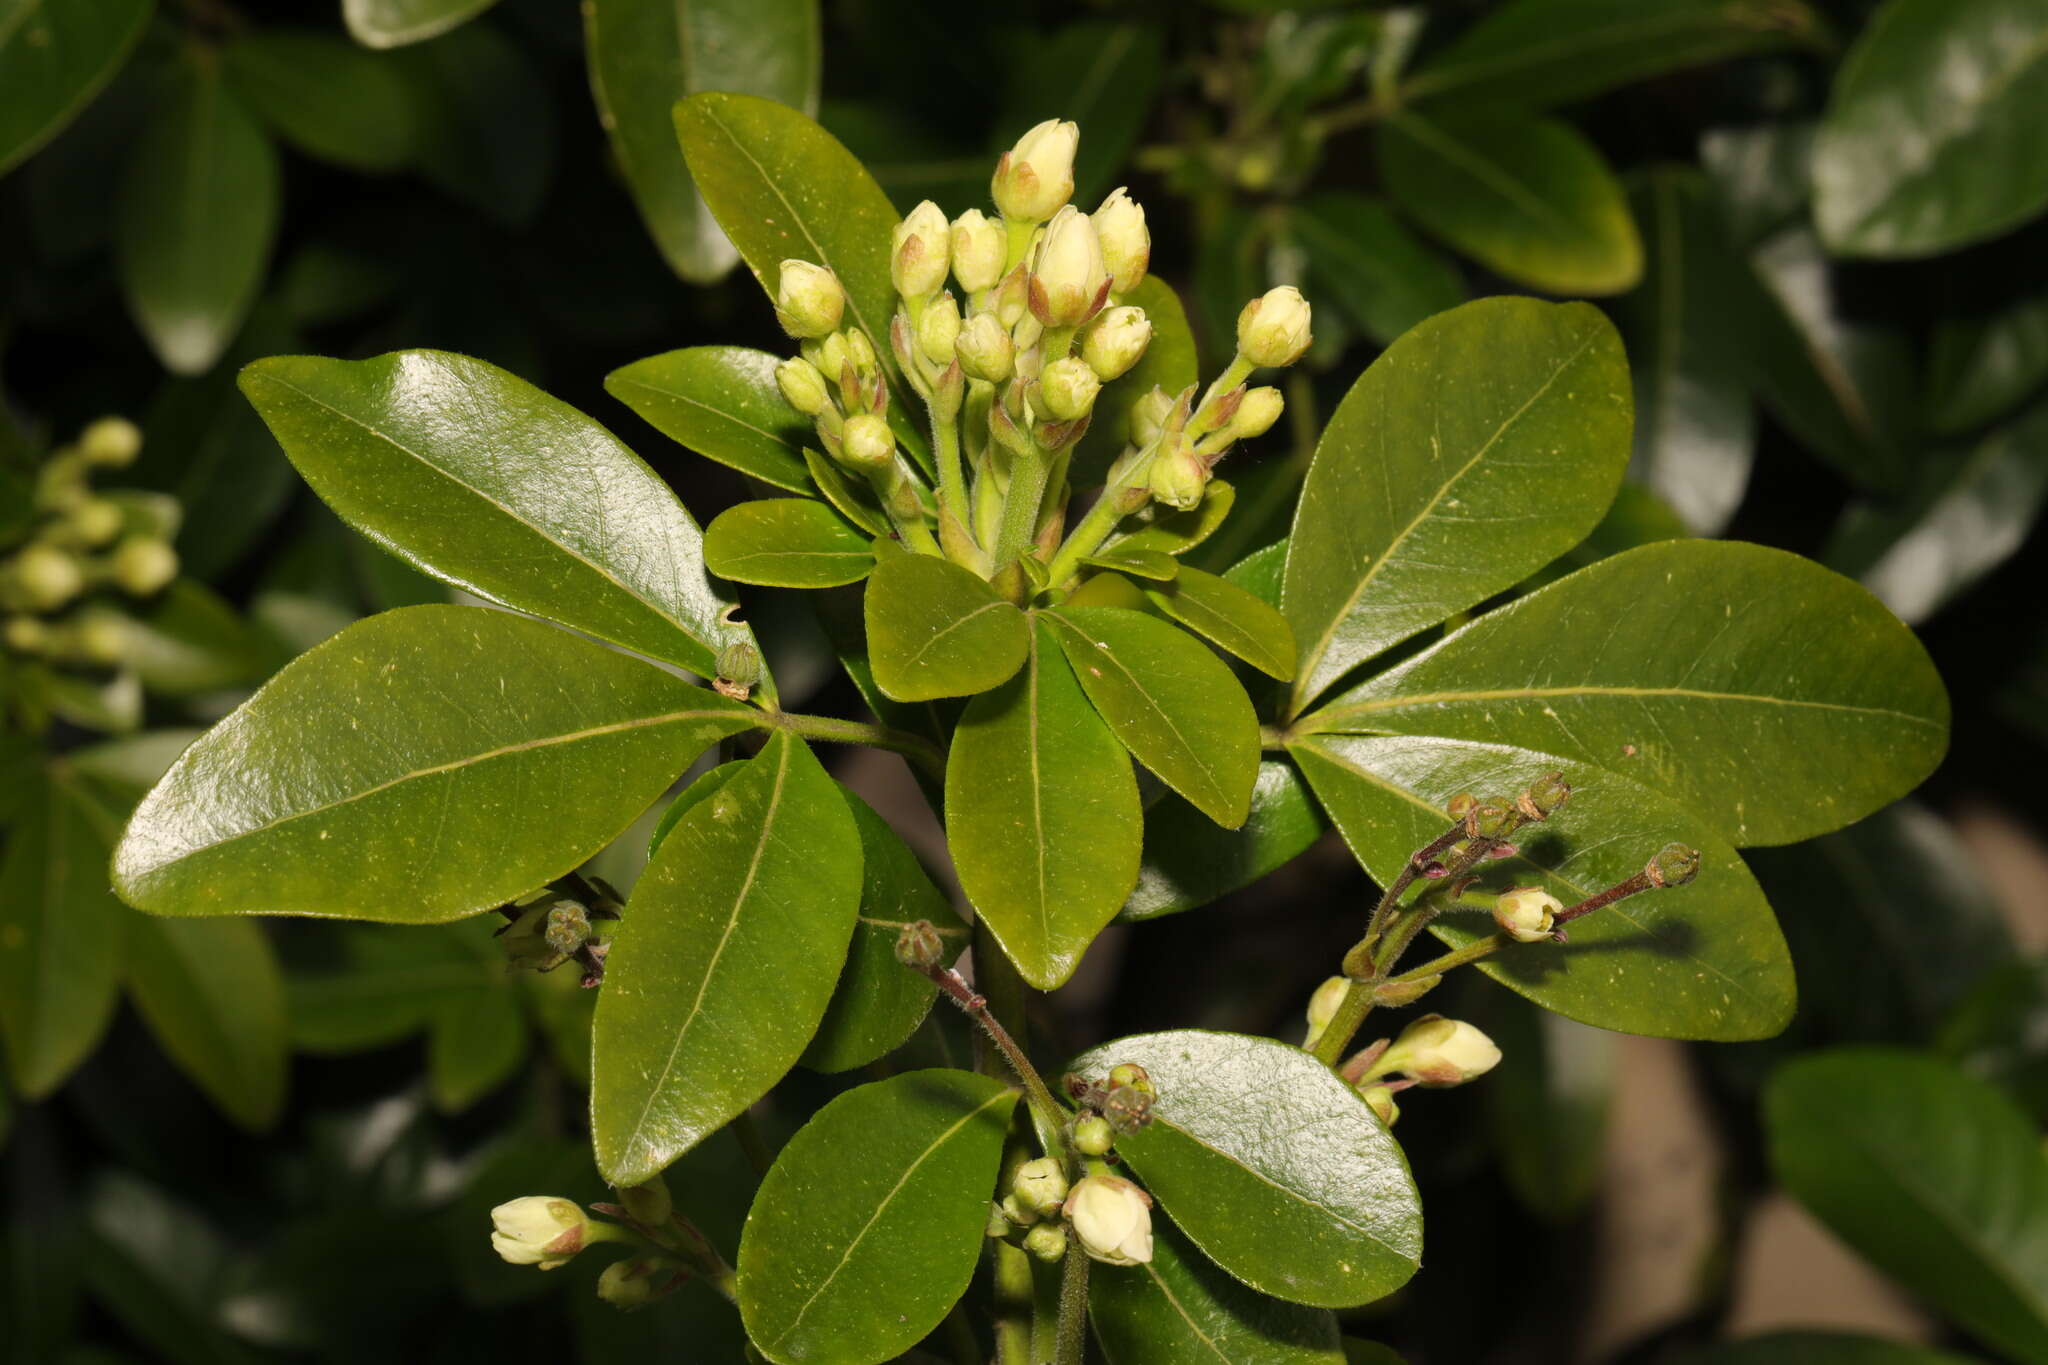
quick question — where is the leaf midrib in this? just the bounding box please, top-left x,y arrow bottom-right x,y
1050,612 -> 1226,814
1310,682 -> 1946,733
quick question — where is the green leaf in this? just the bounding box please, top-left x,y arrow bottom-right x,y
113,605 -> 757,921
0,0 -> 150,179
1701,122 -> 1816,248
1767,1049 -> 2048,1364
1612,168 -> 1756,536
1378,109 -> 1642,297
864,551 -> 1030,702
1672,1333 -> 1984,1365
117,580 -> 284,696
125,912 -> 288,1131
803,446 -> 890,535
586,0 -> 818,284
1142,565 -> 1297,680
0,774 -> 126,1098
1089,1218 -> 1344,1364
704,498 -> 872,588
605,346 -> 815,494
591,730 -> 862,1184
343,0 -> 501,48
390,19 -> 553,225
1941,959 -> 2048,1124
1522,482 -> 1689,591
1111,478 -> 1238,559
1815,0 -> 2048,257
82,1175 -> 252,1365
1048,606 -> 1260,828
1401,0 -> 1821,110
1086,546 -> 1179,582
1290,733 -> 1795,1039
1474,992 -> 1615,1222
1343,1344 -> 1407,1365
946,618 -> 1141,989
801,789 -> 966,1073
1927,289 -> 2048,435
241,349 -> 749,679
1291,192 -> 1464,347
1068,1030 -> 1422,1308
427,975 -> 525,1112
1282,297 -> 1631,715
117,57 -> 280,375
222,31 -> 418,172
1073,277 -> 1200,487
738,1070 -> 1017,1365
286,923 -> 484,1052
1303,540 -> 1950,847
1121,759 -> 1327,921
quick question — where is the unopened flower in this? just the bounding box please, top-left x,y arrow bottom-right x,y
1493,887 -> 1561,943
1236,286 -> 1313,368
1028,206 -> 1109,329
1023,1222 -> 1068,1262
993,118 -> 1079,222
1302,975 -> 1349,1048
79,416 -> 142,467
1147,442 -> 1208,511
11,543 -> 83,610
1128,386 -> 1175,447
776,358 -> 832,416
1094,187 -> 1150,294
1229,386 -> 1285,441
840,413 -> 895,470
892,201 -> 952,301
1080,306 -> 1151,381
1359,1084 -> 1401,1127
1012,1157 -> 1070,1217
951,209 -> 1007,294
1378,1015 -> 1501,1088
775,261 -> 845,338
1039,356 -> 1100,421
490,1197 -> 593,1270
110,537 -> 178,596
1066,1175 -> 1153,1267
955,313 -> 1016,383
1072,1113 -> 1115,1157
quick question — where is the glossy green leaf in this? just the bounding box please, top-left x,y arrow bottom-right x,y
242,349 -> 748,679
1927,289 -> 2048,435
1282,297 -> 1631,715
1048,607 -> 1260,829
1342,1343 -> 1406,1365
125,912 -> 288,1131
864,551 -> 1029,702
1523,482 -> 1689,591
0,774 -> 125,1098
1121,759 -> 1327,921
801,790 -> 966,1073
1069,1030 -> 1422,1308
343,0 -> 500,48
0,0 -> 150,178
1476,992 -> 1615,1222
1291,734 -> 1795,1039
114,605 -> 757,920
390,19 -> 553,224
1815,0 -> 2048,257
591,731 -> 862,1184
1378,110 -> 1642,297
1701,121 -> 1816,248
738,1070 -> 1017,1364
1672,1332 -> 1983,1365
586,0 -> 818,284
1073,277 -> 1200,487
1111,478 -> 1238,560
704,498 -> 872,588
427,975 -> 525,1112
117,59 -> 280,375
1305,540 -> 1950,847
1768,1050 -> 2048,1363
1142,565 -> 1297,680
1941,959 -> 2048,1124
117,580 -> 283,696
222,31 -> 417,172
1086,546 -> 1179,581
606,346 -> 815,494
1089,1218 -> 1344,1364
1292,192 -> 1464,347
946,618 -> 1141,989
1613,168 -> 1756,536
803,446 -> 890,535
286,923 -> 487,1052
1402,0 -> 1821,110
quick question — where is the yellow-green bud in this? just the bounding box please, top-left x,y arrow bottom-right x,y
1028,206 -> 1109,329
110,536 -> 177,597
1106,1063 -> 1156,1100
1493,887 -> 1561,943
894,919 -> 945,970
79,416 -> 142,467
1000,1193 -> 1039,1227
955,313 -> 1016,383
1378,1015 -> 1501,1088
71,610 -> 127,666
1518,772 -> 1572,821
1012,1157 -> 1070,1217
1359,1084 -> 1401,1128
1236,285 -> 1314,368
1147,443 -> 1208,511
716,640 -> 762,691
1080,305 -> 1151,381
1302,975 -> 1349,1048
490,1197 -> 592,1270
1038,356 -> 1100,421
620,1177 -> 672,1226
3,616 -> 46,653
1073,1114 -> 1115,1156
1094,187 -> 1150,295
67,498 -> 125,548
840,413 -> 895,470
950,209 -> 1007,294
1065,1175 -> 1153,1267
815,332 -> 852,382
844,327 -> 879,375
916,293 -> 962,366
775,261 -> 846,339
1647,843 -> 1702,888
1128,386 -> 1174,447
12,543 -> 84,611
891,200 -> 952,301
992,118 -> 1079,222
776,358 -> 833,417
1229,386 -> 1285,441
596,1255 -> 679,1310
1022,1222 -> 1068,1263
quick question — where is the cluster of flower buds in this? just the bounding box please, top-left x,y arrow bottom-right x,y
495,875 -> 622,985
767,119 -> 1312,596
2,417 -> 180,671
493,1175 -> 711,1313
1062,1061 -> 1158,1155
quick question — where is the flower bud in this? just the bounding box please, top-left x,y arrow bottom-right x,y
545,900 -> 594,960
1236,286 -> 1313,368
4,616 -> 46,653
597,1255 -> 682,1310
11,543 -> 84,611
1022,1222 -> 1068,1263
1128,387 -> 1175,447
502,900 -> 575,971
917,294 -> 962,366
776,358 -> 833,417
490,1196 -> 592,1269
67,497 -> 125,548
1028,206 -> 1109,329
955,312 -> 1016,383
992,118 -> 1079,222
1038,356 -> 1100,421
1000,1193 -> 1039,1227
1106,1063 -> 1156,1100
1647,843 -> 1702,888
1379,1015 -> 1501,1088
1229,387 -> 1285,441
894,919 -> 945,970
620,1177 -> 672,1227
775,261 -> 845,339
1072,1114 -> 1115,1156
68,610 -> 125,666
892,201 -> 952,301
1094,187 -> 1150,295
1359,1084 -> 1401,1128
111,536 -> 178,596
79,416 -> 142,467
1518,772 -> 1571,821
814,332 -> 852,384
1012,1157 -> 1070,1217
1302,975 -> 1349,1048
1147,443 -> 1209,511
986,1201 -> 1013,1238
844,327 -> 880,376
1446,792 -> 1478,819
1080,306 -> 1151,381
1102,1084 -> 1153,1135
951,209 -> 1007,294
1065,1175 -> 1153,1267
1493,887 -> 1561,943
840,413 -> 895,470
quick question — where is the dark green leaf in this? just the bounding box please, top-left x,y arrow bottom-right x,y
113,605 -> 757,921
864,551 -> 1030,701
1073,277 -> 1200,487
704,498 -> 873,588
242,349 -> 749,678
1700,121 -> 1816,247
0,0 -> 150,179
645,757 -> 746,861
1048,606 -> 1260,828
803,446 -> 891,535
586,0 -> 818,284
1304,540 -> 1950,847
1927,289 -> 2048,435
591,731 -> 862,1184
1282,297 -> 1631,715
1768,1050 -> 2048,1364
1523,482 -> 1689,591
1378,109 -> 1642,297
117,58 -> 280,375
1086,546 -> 1180,581
1815,0 -> 2048,257
427,975 -> 525,1112
125,913 -> 288,1131
286,923 -> 486,1052
1121,759 -> 1327,921
1143,565 -> 1297,680
391,20 -> 553,224
946,618 -> 1141,989
1111,478 -> 1238,559
1290,734 -> 1795,1039
1941,959 -> 2048,1123
1089,1218 -> 1344,1364
1069,1030 -> 1422,1308
1292,192 -> 1464,347
82,1175 -> 251,1365
1671,1332 -> 1982,1365
606,346 -> 815,494
738,1070 -> 1017,1365
343,0 -> 501,48
222,31 -> 417,172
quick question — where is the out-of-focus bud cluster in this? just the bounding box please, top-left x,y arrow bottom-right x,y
496,876 -> 622,985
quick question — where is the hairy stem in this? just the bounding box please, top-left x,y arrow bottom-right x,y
916,951 -> 1068,1156
1054,1244 -> 1092,1365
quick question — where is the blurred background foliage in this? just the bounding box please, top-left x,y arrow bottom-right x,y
5,0 -> 2048,1361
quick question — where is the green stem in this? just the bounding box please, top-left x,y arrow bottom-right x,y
1388,933 -> 1506,985
918,952 -> 1068,1158
1053,1244 -> 1092,1365
932,403 -> 969,535
993,438 -> 1048,570
1188,355 -> 1255,439
768,710 -> 945,780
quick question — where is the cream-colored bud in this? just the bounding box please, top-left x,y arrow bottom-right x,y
490,1197 -> 591,1270
72,610 -> 127,666
1094,187 -> 1150,294
891,200 -> 952,301
845,327 -> 879,375
1359,1084 -> 1401,1128
1236,285 -> 1314,368
1493,887 -> 1561,944
1028,206 -> 1108,329
1302,975 -> 1349,1048
955,313 -> 1016,383
1072,1113 -> 1116,1156
840,413 -> 896,470
1022,1222 -> 1068,1263
1000,1193 -> 1040,1227
775,261 -> 845,339
917,293 -> 963,366
1379,1015 -> 1501,1088
12,543 -> 84,611
111,537 -> 178,597
1128,386 -> 1175,447
1230,387 -> 1285,441
68,498 -> 125,548
1012,1157 -> 1070,1217
776,358 -> 833,416
1148,443 -> 1208,511
951,209 -> 1007,293
1080,305 -> 1151,381
79,416 -> 142,467
1038,356 -> 1100,421
992,118 -> 1079,222
1065,1175 -> 1153,1267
